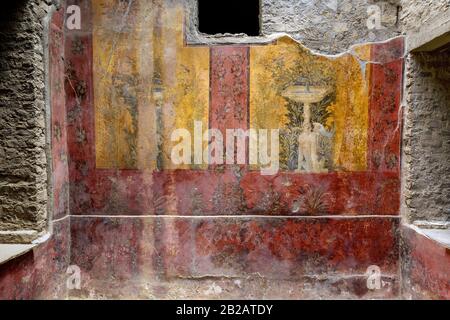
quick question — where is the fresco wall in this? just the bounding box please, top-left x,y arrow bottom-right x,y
67,0 -> 403,217
2,0 -> 449,301
63,0 -> 405,298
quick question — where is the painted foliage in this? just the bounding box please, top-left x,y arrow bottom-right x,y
93,0 -> 209,170
66,0 -> 404,216
250,38 -> 371,172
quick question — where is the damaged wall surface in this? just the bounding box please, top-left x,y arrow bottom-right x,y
186,0 -> 402,54
0,0 -> 448,300
0,0 -> 70,299
260,0 -> 401,53
61,0 -> 403,299
0,1 -> 54,243
400,0 -> 449,34
400,0 -> 450,223
403,51 -> 450,223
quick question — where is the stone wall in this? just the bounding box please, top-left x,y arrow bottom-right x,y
187,0 -> 402,54
63,0 -> 404,299
0,1 -> 70,300
0,1 -> 57,243
0,0 -> 410,244
0,0 -> 448,300
261,0 -> 401,53
400,0 -> 450,223
400,0 -> 449,34
402,51 -> 450,223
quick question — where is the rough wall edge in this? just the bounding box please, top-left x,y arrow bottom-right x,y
402,223 -> 450,249
184,0 -> 406,61
42,2 -> 58,242
0,1 -> 61,245
184,0 -> 403,57
188,30 -> 406,62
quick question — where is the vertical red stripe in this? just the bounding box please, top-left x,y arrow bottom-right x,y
210,46 -> 250,164
368,38 -> 404,173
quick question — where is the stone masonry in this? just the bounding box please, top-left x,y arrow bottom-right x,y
187,0 -> 402,54
400,0 -> 450,223
402,51 -> 450,223
0,1 -> 57,243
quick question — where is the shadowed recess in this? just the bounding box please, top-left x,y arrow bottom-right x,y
198,0 -> 260,36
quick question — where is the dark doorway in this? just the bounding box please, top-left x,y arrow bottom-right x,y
198,0 -> 260,36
